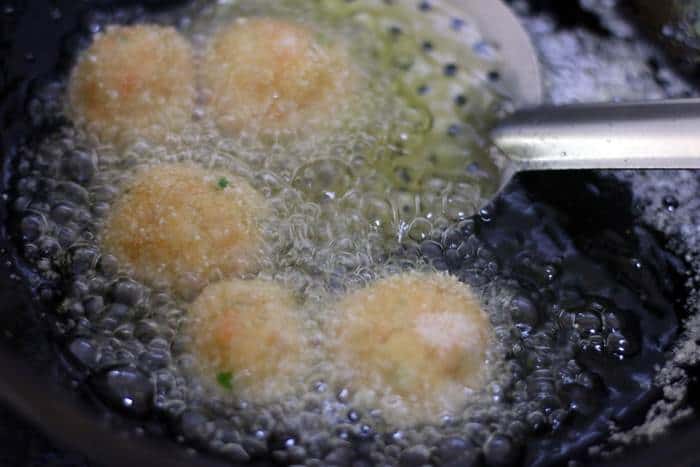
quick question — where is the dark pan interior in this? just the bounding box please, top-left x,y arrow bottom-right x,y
1,1 -> 700,466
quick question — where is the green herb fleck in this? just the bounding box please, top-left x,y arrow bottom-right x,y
217,371 -> 233,390
217,177 -> 230,190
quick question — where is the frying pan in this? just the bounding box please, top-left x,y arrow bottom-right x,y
0,0 -> 699,466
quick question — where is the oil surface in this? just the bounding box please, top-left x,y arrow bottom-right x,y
0,1 -> 692,466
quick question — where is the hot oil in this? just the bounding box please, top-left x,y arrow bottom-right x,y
2,1 -> 690,466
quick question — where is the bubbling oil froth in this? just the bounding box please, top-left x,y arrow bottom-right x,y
7,0 -> 571,464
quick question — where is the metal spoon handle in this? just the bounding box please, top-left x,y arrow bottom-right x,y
492,98 -> 700,170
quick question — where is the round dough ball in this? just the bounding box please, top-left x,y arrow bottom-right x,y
68,25 -> 194,145
202,17 -> 352,137
101,163 -> 266,297
330,272 -> 492,423
188,279 -> 309,402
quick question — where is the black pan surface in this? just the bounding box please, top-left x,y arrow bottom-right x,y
1,1 -> 700,466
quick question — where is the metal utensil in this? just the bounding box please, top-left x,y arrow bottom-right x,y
458,0 -> 700,203
493,99 -> 700,172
